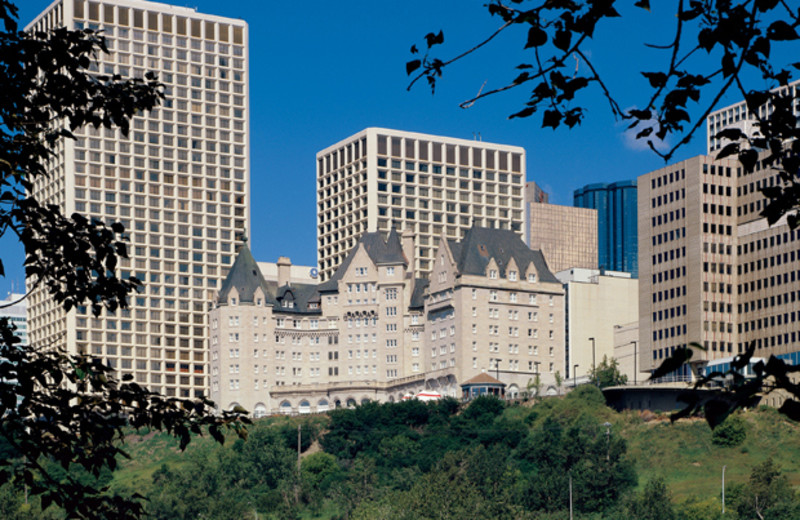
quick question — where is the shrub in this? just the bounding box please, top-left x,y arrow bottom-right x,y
711,415 -> 746,447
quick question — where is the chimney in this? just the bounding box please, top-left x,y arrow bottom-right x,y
277,256 -> 292,287
402,229 -> 415,272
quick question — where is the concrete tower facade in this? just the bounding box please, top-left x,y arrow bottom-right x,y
316,128 -> 526,281
26,0 -> 249,398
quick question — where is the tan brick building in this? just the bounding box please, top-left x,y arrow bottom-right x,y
210,226 -> 565,415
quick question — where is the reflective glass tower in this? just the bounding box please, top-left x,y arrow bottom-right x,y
573,180 -> 637,277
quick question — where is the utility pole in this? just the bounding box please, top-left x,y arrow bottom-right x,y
569,474 -> 573,520
297,423 -> 302,471
295,424 -> 301,504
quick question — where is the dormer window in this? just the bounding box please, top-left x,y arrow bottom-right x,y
489,269 -> 498,279
528,273 -> 536,283
509,270 -> 517,281
230,297 -> 237,305
387,267 -> 395,276
256,298 -> 262,306
355,267 -> 367,276
282,300 -> 294,309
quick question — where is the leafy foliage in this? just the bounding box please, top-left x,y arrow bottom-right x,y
711,414 -> 747,447
407,1 -> 800,227
590,355 -> 628,389
624,477 -> 676,520
0,1 -> 248,517
732,458 -> 800,520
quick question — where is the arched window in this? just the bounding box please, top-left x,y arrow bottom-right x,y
253,403 -> 267,419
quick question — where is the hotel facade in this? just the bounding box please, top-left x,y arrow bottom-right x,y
211,227 -> 565,416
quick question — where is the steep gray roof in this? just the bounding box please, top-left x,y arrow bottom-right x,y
218,244 -> 270,304
218,245 -> 320,314
448,226 -> 559,284
318,230 -> 407,292
409,278 -> 429,310
274,283 -> 322,315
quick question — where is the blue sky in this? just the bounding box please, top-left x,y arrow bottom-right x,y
3,1 -> 790,295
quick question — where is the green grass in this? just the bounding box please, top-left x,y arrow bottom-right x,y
621,407 -> 800,499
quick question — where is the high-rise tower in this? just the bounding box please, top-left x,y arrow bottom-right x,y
316,128 -> 526,281
26,0 -> 249,399
574,180 -> 638,277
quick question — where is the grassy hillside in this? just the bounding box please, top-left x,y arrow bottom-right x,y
622,406 -> 800,498
107,399 -> 800,511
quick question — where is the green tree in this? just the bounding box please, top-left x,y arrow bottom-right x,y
590,355 -> 628,389
734,458 -> 800,520
0,2 -> 248,517
625,477 -> 676,520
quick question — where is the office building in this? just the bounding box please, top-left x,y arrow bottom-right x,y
638,152 -> 800,380
210,226 -> 565,415
574,180 -> 638,277
706,79 -> 800,154
26,0 -> 249,398
526,200 -> 598,273
316,128 -> 526,281
555,268 -> 638,380
638,156 -> 738,379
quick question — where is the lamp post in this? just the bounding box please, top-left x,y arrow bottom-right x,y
722,465 -> 727,515
573,364 -> 579,388
632,340 -> 638,386
589,337 -> 596,385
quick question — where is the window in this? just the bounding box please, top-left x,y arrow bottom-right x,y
489,269 -> 498,279
386,266 -> 395,276
528,273 -> 536,282
508,270 -> 517,281
490,290 -> 498,302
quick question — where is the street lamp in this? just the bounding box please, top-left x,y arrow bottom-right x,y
722,465 -> 727,515
589,337 -> 596,384
573,364 -> 579,388
631,340 -> 638,386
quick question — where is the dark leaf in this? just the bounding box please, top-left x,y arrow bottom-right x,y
767,20 -> 798,41
508,106 -> 536,119
704,398 -> 734,429
755,0 -> 779,12
542,109 -> 562,129
778,399 -> 800,422
642,71 -> 668,88
627,108 -> 652,120
553,29 -> 571,52
406,59 -> 421,75
410,44 -> 418,54
650,347 -> 693,380
425,30 -> 444,48
525,26 -> 548,48
634,0 -> 650,9
715,142 -> 740,160
739,148 -> 759,172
